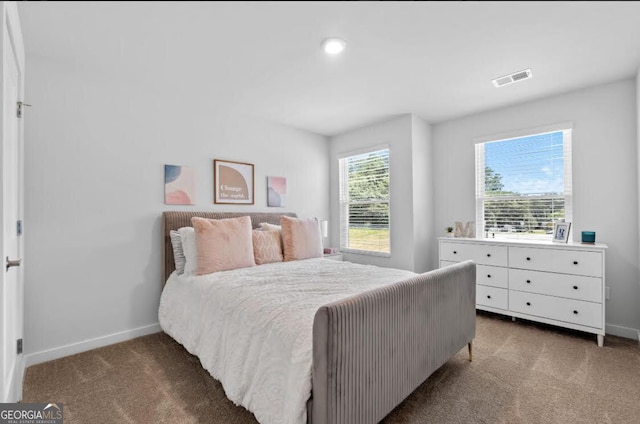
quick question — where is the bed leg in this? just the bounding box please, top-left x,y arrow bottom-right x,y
468,341 -> 473,362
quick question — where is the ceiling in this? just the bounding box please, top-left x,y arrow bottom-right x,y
17,1 -> 640,136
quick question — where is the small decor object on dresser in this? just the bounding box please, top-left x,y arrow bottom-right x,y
454,221 -> 475,238
164,164 -> 195,205
214,159 -> 254,205
464,221 -> 475,238
453,221 -> 464,237
553,222 -> 571,243
581,231 -> 596,244
267,176 -> 287,207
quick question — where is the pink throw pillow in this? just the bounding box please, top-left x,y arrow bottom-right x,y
281,216 -> 323,261
252,230 -> 283,265
192,216 -> 255,275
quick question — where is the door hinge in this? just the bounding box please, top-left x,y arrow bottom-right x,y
17,101 -> 31,118
17,339 -> 23,355
17,220 -> 22,236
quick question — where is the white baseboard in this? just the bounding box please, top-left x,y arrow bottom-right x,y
605,323 -> 640,340
2,356 -> 23,403
24,323 -> 162,367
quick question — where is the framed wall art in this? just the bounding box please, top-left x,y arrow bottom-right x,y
267,176 -> 286,207
214,159 -> 254,204
164,164 -> 195,205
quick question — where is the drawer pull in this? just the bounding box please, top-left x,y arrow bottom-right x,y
453,251 -> 457,254
487,274 -> 491,278
573,310 -> 578,315
486,253 -> 491,257
526,257 -> 531,261
526,280 -> 531,284
526,302 -> 531,306
573,261 -> 578,265
487,295 -> 491,299
573,285 -> 578,290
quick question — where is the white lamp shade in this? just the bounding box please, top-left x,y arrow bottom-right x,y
321,220 -> 328,238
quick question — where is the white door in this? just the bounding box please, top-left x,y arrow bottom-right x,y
1,2 -> 25,403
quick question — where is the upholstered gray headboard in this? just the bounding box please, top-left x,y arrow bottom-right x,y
162,211 -> 297,282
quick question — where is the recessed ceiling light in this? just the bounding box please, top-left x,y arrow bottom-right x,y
322,38 -> 346,55
492,69 -> 532,87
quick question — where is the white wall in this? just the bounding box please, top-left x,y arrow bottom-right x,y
23,54 -> 329,362
433,78 -> 640,337
330,115 -> 415,271
411,116 -> 435,273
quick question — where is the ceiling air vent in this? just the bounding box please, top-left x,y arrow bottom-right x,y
492,69 -> 532,87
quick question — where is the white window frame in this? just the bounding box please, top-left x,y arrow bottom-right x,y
474,123 -> 573,239
338,146 -> 391,257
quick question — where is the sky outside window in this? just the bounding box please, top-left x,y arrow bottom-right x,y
485,131 -> 564,196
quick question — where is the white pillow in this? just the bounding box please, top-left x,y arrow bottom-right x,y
178,226 -> 197,276
170,230 -> 186,275
260,223 -> 281,232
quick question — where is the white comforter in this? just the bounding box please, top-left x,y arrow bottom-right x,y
158,258 -> 415,424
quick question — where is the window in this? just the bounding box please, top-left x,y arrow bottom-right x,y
475,126 -> 572,240
339,148 -> 390,255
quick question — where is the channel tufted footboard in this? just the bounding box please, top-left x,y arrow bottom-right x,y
310,260 -> 476,424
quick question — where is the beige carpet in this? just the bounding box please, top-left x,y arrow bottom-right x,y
24,312 -> 640,423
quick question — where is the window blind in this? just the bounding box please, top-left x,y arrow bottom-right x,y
475,129 -> 572,240
339,148 -> 390,254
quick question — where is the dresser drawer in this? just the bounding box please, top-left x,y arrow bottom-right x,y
476,265 -> 508,289
476,285 -> 508,310
509,291 -> 602,329
472,244 -> 508,267
440,241 -> 474,262
440,241 -> 508,266
509,269 -> 602,303
509,247 -> 603,277
440,260 -> 458,268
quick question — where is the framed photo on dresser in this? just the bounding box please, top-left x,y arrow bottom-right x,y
553,222 -> 571,243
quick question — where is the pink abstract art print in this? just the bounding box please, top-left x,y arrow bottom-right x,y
267,176 -> 286,207
165,164 -> 196,205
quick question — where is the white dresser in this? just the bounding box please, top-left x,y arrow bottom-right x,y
438,237 -> 607,346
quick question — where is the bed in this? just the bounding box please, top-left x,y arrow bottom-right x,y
159,211 -> 476,424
